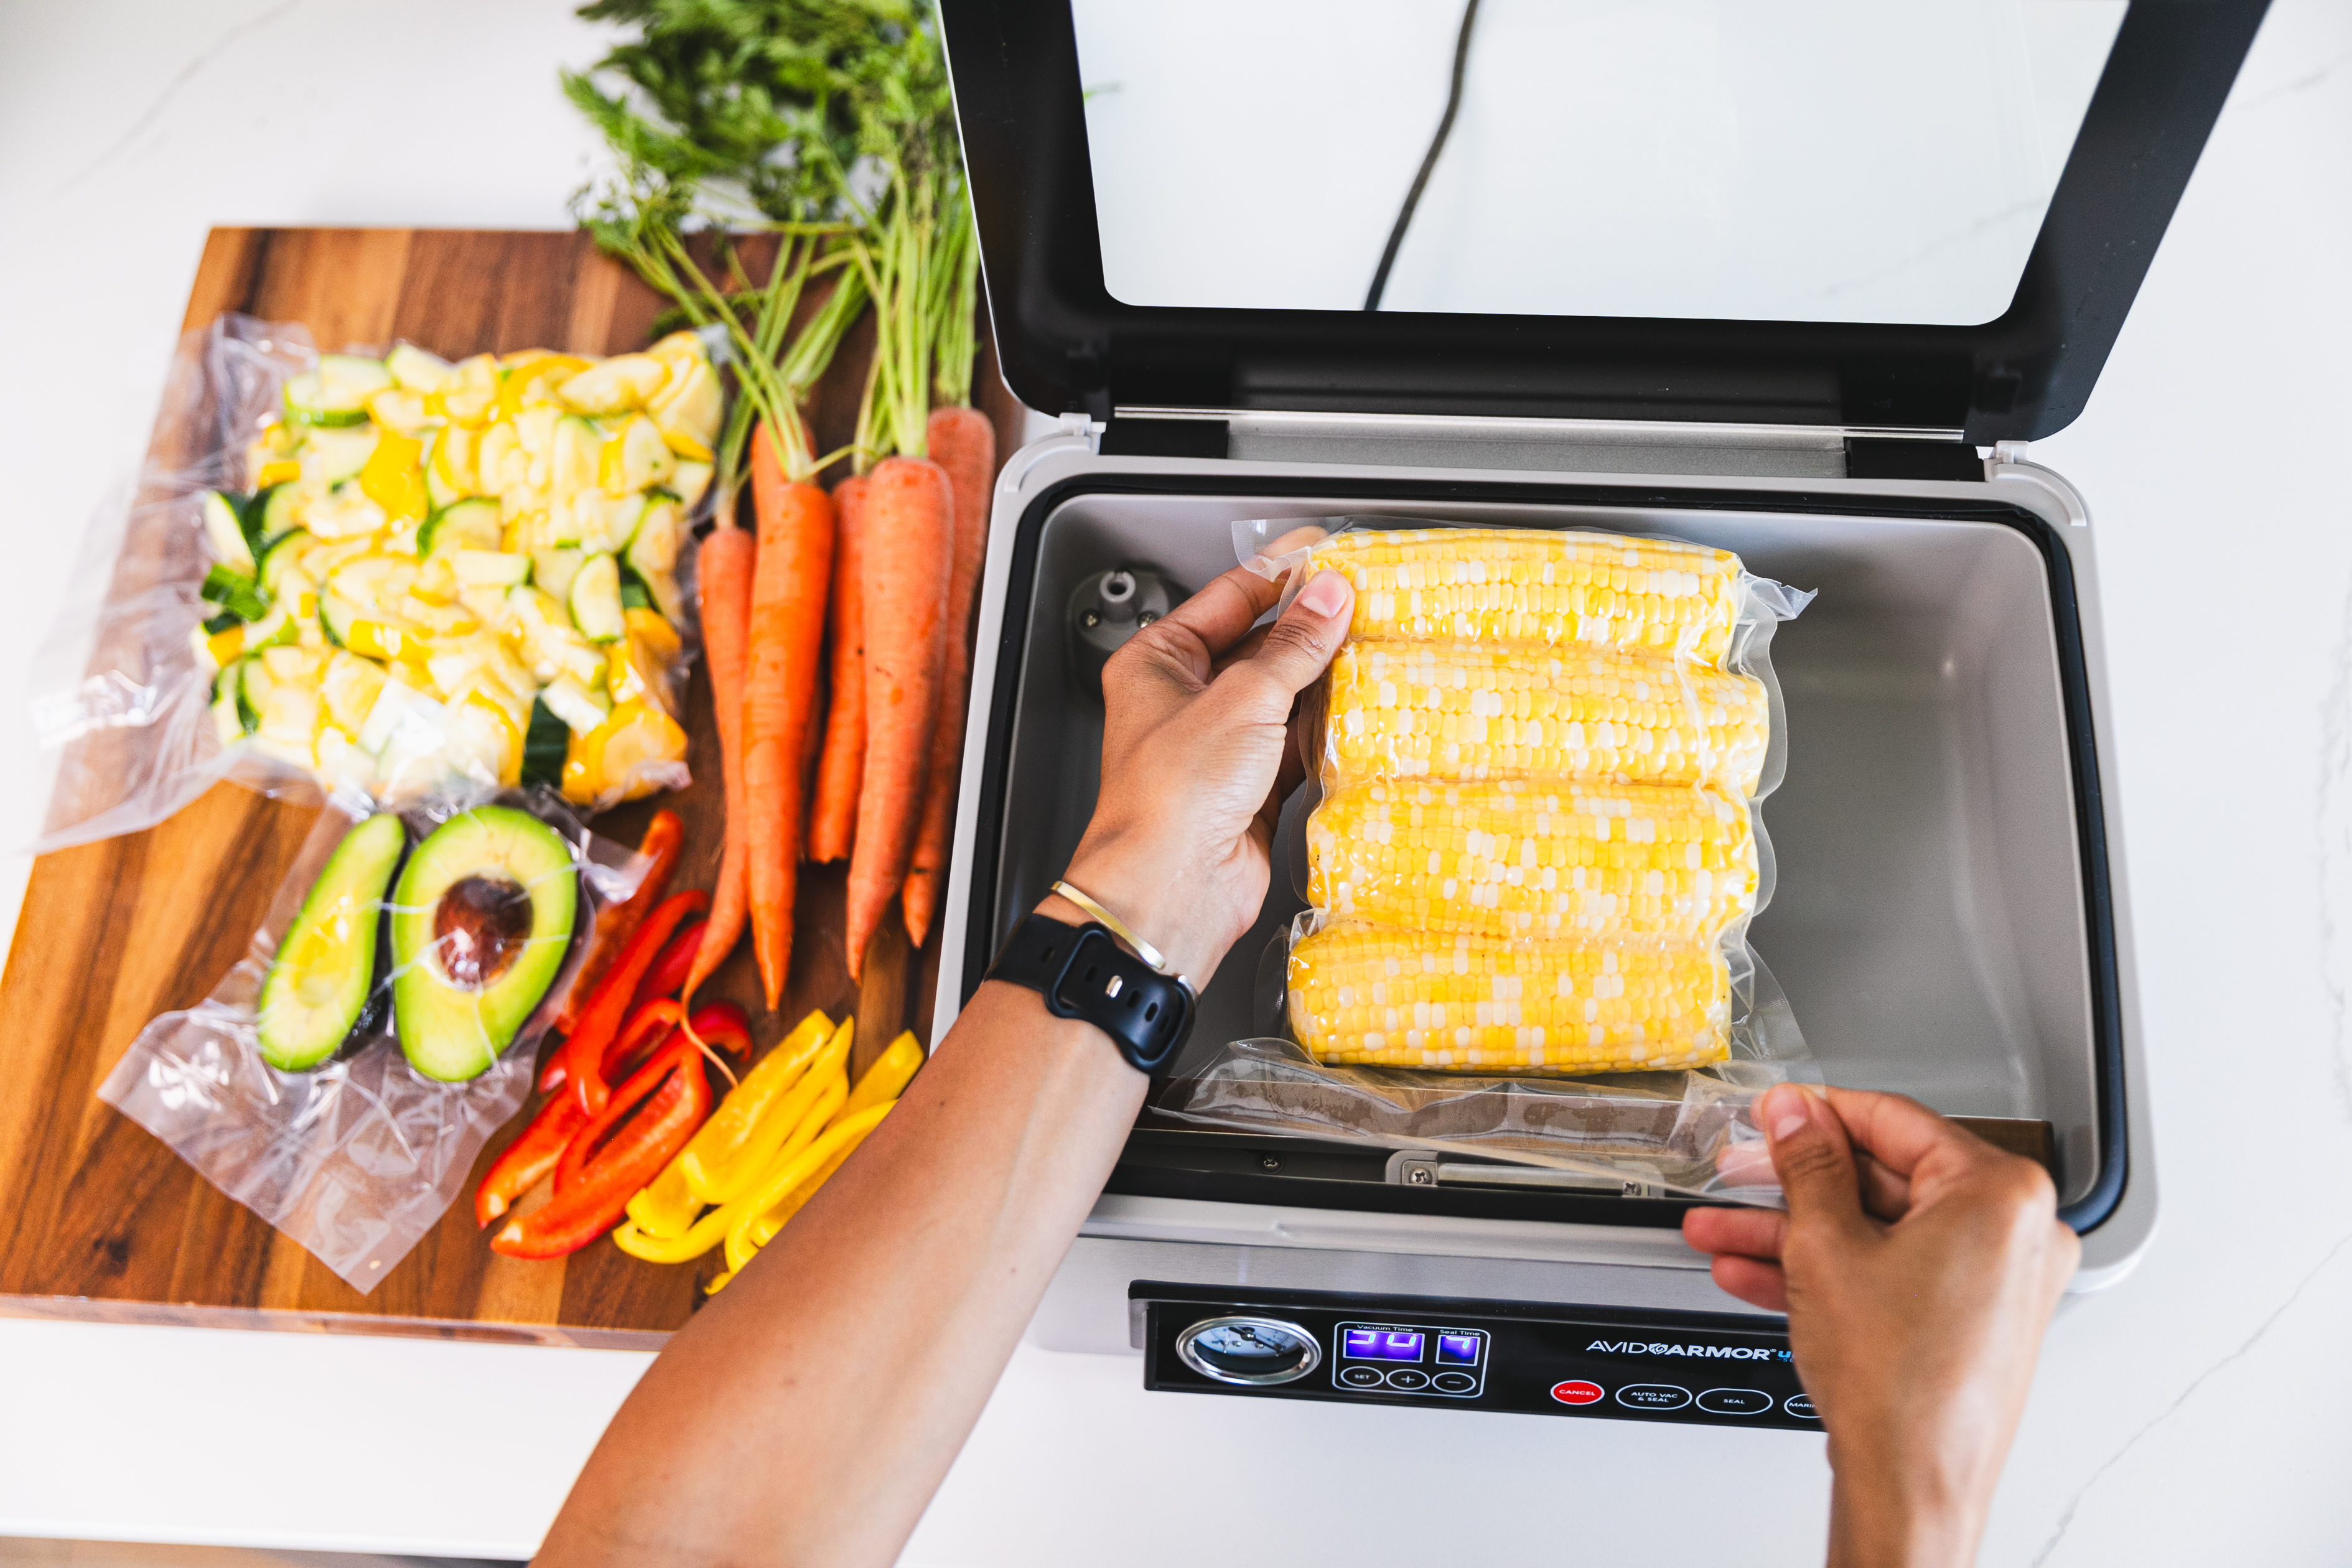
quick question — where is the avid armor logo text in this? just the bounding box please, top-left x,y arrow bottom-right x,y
1585,1340 -> 1791,1361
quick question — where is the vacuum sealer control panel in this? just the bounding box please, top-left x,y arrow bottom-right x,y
1141,1285 -> 1817,1430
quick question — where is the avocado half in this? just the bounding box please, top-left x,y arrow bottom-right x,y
256,812 -> 409,1071
389,805 -> 579,1081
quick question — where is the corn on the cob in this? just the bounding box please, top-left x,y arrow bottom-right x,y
1322,639 -> 1769,796
1307,780 -> 1757,940
1287,920 -> 1730,1071
1309,526 -> 1743,666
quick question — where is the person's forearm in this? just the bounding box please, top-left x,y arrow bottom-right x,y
538,978 -> 1146,1567
1827,1465 -> 1983,1568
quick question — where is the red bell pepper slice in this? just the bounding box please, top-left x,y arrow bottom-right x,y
552,810 -> 682,1036
490,1035 -> 712,1259
479,996 -> 725,1224
629,917 -> 706,1014
559,888 -> 708,1117
475,1093 -> 589,1226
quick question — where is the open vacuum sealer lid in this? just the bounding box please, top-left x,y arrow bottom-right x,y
940,0 -> 2265,442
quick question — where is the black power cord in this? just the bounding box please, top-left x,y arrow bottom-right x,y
1363,0 -> 1483,312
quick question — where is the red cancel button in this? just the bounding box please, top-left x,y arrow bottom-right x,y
1551,1380 -> 1605,1406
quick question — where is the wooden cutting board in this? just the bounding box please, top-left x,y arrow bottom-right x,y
0,228 -> 1027,1347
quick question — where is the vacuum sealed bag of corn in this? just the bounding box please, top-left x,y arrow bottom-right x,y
1152,518 -> 1818,1203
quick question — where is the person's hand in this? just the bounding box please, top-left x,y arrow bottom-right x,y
1043,562 -> 1353,986
1683,1085 -> 2079,1568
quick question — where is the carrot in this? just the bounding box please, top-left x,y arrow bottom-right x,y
900,407 -> 996,947
808,474 -> 870,863
682,525 -> 756,1007
744,421 -> 836,1007
844,455 -> 954,980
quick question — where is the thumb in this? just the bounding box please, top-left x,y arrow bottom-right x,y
1218,568 -> 1353,712
1760,1084 -> 1870,1241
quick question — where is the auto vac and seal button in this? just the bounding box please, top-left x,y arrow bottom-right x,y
1340,1366 -> 1384,1388
1614,1384 -> 1694,1411
1696,1388 -> 1775,1416
1550,1380 -> 1605,1406
1784,1393 -> 1820,1419
1431,1372 -> 1478,1394
1385,1368 -> 1430,1391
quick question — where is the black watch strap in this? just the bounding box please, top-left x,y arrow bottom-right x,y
986,913 -> 1195,1073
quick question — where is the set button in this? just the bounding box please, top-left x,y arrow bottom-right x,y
1431,1372 -> 1478,1394
1696,1388 -> 1774,1416
1783,1393 -> 1819,1420
1613,1384 -> 1693,1411
1338,1366 -> 1384,1388
1385,1368 -> 1430,1391
1550,1379 -> 1605,1406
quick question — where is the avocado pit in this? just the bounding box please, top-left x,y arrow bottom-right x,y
433,874 -> 533,990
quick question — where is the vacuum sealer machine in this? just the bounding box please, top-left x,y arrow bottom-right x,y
930,0 -> 2264,1425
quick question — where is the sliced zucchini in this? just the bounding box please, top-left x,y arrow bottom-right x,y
567,554 -> 625,644
238,656 -> 275,734
606,415 -> 674,495
258,528 -> 312,595
202,491 -> 256,571
302,424 -> 380,486
616,562 -> 653,612
520,696 -> 570,788
386,343 -> 457,394
624,500 -> 684,623
284,355 -> 393,427
256,483 -> 303,541
474,421 -> 526,493
304,483 -> 389,541
201,565 -> 268,622
539,673 -> 612,735
419,497 -> 502,556
320,649 -> 389,734
439,353 -> 502,424
666,460 -> 713,513
365,386 -> 435,435
648,356 -> 722,455
454,549 -> 531,589
530,546 -> 586,602
210,665 -> 245,745
549,414 -> 601,497
558,353 -> 669,416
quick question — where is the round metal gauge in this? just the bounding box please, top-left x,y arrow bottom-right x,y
1174,1315 -> 1322,1386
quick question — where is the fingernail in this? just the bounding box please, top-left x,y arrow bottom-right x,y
1297,569 -> 1349,618
1762,1084 -> 1808,1142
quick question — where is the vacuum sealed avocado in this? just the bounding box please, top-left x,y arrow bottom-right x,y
99,788 -> 645,1291
389,805 -> 579,1081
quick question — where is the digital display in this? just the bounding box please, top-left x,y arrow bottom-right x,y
1436,1333 -> 1482,1365
1342,1329 -> 1424,1362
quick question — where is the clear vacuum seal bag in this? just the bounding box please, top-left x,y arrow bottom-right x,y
1152,518 -> 1818,1202
99,788 -> 645,1290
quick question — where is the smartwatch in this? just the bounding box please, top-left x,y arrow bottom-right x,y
986,910 -> 1196,1073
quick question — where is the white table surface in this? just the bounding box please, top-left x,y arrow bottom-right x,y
4,2 -> 2350,1563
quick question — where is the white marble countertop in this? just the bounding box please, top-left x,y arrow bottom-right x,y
2,2 -> 2349,1562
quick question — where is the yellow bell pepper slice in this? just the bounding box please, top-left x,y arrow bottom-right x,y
358,427 -> 429,525
687,1027 -> 848,1203
497,354 -> 592,421
617,1010 -> 838,1249
655,1010 -> 836,1215
721,1101 -> 895,1275
343,620 -> 413,662
616,1069 -> 848,1267
697,1096 -> 895,1294
839,1031 -> 924,1123
255,459 -> 301,490
207,626 -> 246,665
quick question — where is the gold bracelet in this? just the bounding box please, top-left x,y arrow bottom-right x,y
1050,879 -> 1187,987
